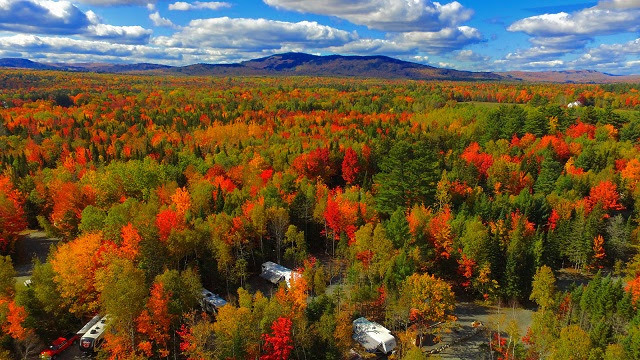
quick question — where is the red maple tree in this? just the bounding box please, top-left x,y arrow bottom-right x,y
341,147 -> 360,184
261,317 -> 293,360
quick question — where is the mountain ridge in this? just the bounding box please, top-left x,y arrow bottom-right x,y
0,53 -> 638,83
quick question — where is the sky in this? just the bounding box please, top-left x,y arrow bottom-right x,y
0,0 -> 639,73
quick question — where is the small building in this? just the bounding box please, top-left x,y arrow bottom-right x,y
352,317 -> 396,354
200,289 -> 227,314
260,261 -> 298,287
568,100 -> 582,108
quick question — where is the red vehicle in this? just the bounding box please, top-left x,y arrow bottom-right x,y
40,333 -> 79,360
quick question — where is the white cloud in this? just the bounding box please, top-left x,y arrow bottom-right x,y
0,0 -> 90,34
508,8 -> 640,37
0,33 -> 175,60
455,49 -> 489,62
626,60 -> 640,67
153,17 -> 357,50
262,0 -> 473,32
146,2 -> 155,10
504,46 -> 569,62
501,1 -> 640,73
75,0 -> 150,5
521,60 -> 564,68
394,26 -> 482,53
149,11 -> 175,27
329,26 -> 483,55
168,1 -> 231,11
571,37 -> 640,67
527,35 -> 590,50
86,24 -> 152,43
412,55 -> 429,62
598,0 -> 640,9
0,0 -> 152,44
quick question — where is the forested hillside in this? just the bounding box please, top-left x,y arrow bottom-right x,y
0,70 -> 640,359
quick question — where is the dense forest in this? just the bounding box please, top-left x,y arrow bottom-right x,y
0,70 -> 640,359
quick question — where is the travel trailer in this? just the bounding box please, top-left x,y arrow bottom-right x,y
260,261 -> 299,287
79,315 -> 109,353
352,317 -> 396,354
200,288 -> 227,314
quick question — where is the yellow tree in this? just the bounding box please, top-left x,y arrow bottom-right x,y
95,258 -> 147,360
530,265 -> 556,311
213,304 -> 255,359
50,232 -> 104,316
400,273 -> 456,346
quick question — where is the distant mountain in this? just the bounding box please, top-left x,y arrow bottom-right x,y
1,53 -> 639,83
53,62 -> 174,73
501,70 -> 640,84
0,59 -> 172,73
165,52 -> 503,81
0,58 -> 57,70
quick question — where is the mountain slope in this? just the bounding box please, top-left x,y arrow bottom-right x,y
54,62 -> 173,73
165,52 -> 503,81
0,58 -> 57,70
0,59 -> 173,73
502,70 -> 640,83
1,53 -> 639,83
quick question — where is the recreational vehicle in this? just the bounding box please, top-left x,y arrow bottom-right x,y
200,288 -> 227,314
352,317 -> 396,354
79,315 -> 109,353
260,261 -> 299,287
77,314 -> 102,336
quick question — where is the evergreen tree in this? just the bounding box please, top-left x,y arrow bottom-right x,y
534,154 -> 562,195
503,219 -> 533,300
374,140 -> 439,215
524,108 -> 549,137
385,209 -> 410,249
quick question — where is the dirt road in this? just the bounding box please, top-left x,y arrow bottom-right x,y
13,230 -> 59,284
424,302 -> 534,359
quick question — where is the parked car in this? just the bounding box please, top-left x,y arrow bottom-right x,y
40,333 -> 79,359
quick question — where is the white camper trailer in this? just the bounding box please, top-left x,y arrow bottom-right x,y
200,288 -> 227,314
79,315 -> 109,353
260,262 -> 299,287
77,314 -> 101,336
352,317 -> 396,354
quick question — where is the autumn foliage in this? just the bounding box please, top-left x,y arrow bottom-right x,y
0,71 -> 639,359
0,176 -> 27,252
261,317 -> 293,360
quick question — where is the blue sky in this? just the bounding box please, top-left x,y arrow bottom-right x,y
0,0 -> 638,73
